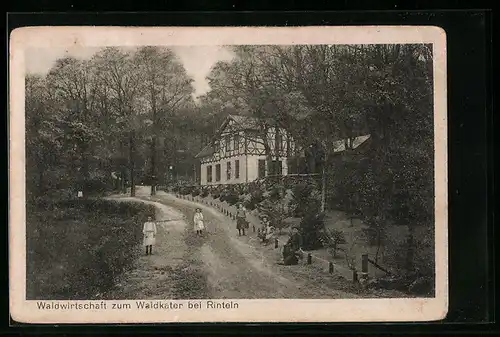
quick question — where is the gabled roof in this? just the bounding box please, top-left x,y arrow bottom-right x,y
195,114 -> 264,159
331,134 -> 371,153
228,114 -> 264,130
195,144 -> 215,159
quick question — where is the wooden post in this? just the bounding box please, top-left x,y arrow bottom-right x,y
274,238 -> 279,249
329,262 -> 334,274
353,270 -> 358,283
307,253 -> 312,265
361,253 -> 368,274
253,225 -> 255,233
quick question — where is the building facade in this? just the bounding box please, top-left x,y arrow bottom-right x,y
195,115 -> 297,186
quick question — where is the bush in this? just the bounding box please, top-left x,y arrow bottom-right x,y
290,182 -> 316,217
267,183 -> 287,202
224,189 -> 240,206
245,189 -> 265,210
200,189 -> 209,198
26,199 -> 155,300
191,187 -> 200,197
257,198 -> 289,232
180,186 -> 194,195
299,202 -> 325,250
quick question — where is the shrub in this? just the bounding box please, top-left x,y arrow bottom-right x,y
26,199 -> 154,300
191,187 -> 200,197
268,184 -> 285,202
224,189 -> 240,206
245,189 -> 264,210
299,200 -> 325,250
290,182 -> 316,217
257,198 -> 289,232
200,189 -> 209,198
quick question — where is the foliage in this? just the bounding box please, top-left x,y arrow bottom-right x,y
223,189 -> 240,206
26,47 -> 198,199
26,199 -> 154,299
191,187 -> 200,197
290,182 -> 317,217
244,189 -> 265,210
257,197 -> 289,232
200,189 -> 209,198
201,43 -> 434,272
299,209 -> 325,250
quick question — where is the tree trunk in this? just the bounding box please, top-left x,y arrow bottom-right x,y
150,136 -> 156,196
375,223 -> 382,264
120,138 -> 127,194
405,223 -> 416,272
150,86 -> 157,196
129,130 -> 136,197
38,166 -> 44,195
320,148 -> 329,213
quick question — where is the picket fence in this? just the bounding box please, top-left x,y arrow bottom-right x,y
174,193 -> 370,283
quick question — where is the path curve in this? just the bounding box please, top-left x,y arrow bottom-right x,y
104,186 -> 361,300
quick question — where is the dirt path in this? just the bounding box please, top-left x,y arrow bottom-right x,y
103,194 -> 209,300
104,186 -> 364,300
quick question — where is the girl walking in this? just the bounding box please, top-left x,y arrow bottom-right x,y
193,208 -> 205,235
236,203 -> 248,236
143,216 -> 157,255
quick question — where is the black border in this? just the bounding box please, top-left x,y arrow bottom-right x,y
4,9 -> 495,335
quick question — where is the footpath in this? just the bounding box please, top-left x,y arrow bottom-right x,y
167,192 -> 407,298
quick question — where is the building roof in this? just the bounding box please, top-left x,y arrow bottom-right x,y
195,114 -> 264,159
228,114 -> 265,130
331,134 -> 371,153
195,144 -> 215,159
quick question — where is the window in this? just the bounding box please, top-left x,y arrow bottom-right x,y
275,132 -> 283,152
215,164 -> 221,182
234,134 -> 240,153
207,165 -> 213,183
287,158 -> 297,175
286,137 -> 292,156
258,159 -> 266,178
225,136 -> 231,152
226,161 -> 232,180
235,160 -> 240,179
272,160 -> 282,176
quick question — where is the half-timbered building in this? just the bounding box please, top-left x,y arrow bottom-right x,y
195,115 -> 297,185
195,114 -> 373,186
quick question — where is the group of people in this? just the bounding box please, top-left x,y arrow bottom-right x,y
142,203 -> 304,265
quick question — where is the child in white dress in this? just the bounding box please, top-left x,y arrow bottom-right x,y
193,208 -> 205,235
143,216 -> 157,255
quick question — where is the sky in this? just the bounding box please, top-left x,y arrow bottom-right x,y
25,46 -> 235,98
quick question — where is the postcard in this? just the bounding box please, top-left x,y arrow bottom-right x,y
9,25 -> 448,323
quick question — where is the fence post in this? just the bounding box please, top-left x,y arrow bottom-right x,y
352,270 -> 358,283
274,238 -> 279,249
361,254 -> 368,278
252,225 -> 255,233
307,253 -> 312,265
328,262 -> 334,274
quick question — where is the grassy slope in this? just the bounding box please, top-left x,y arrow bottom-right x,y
26,199 -> 155,300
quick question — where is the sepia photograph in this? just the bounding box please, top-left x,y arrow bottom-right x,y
9,26 -> 448,323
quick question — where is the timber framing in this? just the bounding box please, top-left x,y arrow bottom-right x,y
196,114 -> 298,164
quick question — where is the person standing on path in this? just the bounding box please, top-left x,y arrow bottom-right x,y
143,216 -> 157,256
236,203 -> 248,236
193,208 -> 205,236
